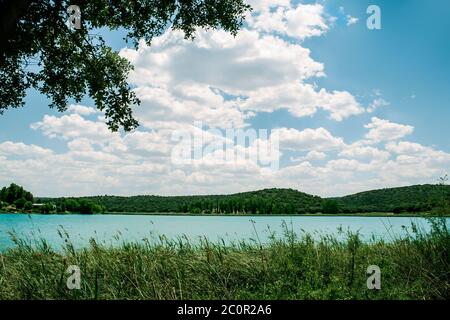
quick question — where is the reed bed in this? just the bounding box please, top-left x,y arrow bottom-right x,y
0,218 -> 448,300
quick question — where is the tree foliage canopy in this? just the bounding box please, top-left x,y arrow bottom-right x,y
0,183 -> 34,204
0,0 -> 251,131
54,185 -> 450,214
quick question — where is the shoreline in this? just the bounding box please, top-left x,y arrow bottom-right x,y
1,211 -> 448,218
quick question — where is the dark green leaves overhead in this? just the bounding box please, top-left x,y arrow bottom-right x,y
0,0 -> 251,131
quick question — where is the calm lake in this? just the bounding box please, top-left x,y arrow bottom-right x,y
0,214 -> 444,251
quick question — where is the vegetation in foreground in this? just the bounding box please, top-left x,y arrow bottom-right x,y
0,218 -> 448,300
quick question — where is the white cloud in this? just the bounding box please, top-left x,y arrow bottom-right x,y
30,114 -> 115,141
133,84 -> 246,129
385,141 -> 425,155
318,89 -> 364,121
120,25 -> 363,124
291,150 -> 327,162
246,0 -> 290,12
67,104 -> 98,116
306,150 -> 327,161
2,111 -> 449,198
239,83 -> 364,121
339,145 -> 391,162
0,141 -> 53,157
275,127 -> 344,151
247,2 -> 329,40
346,15 -> 359,26
326,159 -> 371,172
386,141 -> 450,164
121,29 -> 325,94
364,117 -> 414,143
367,98 -> 389,113
2,2 -> 448,198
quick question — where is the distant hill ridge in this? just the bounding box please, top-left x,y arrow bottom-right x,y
42,184 -> 450,214
334,184 -> 450,213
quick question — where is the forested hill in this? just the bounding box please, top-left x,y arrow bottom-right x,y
334,184 -> 450,213
81,188 -> 323,214
68,184 -> 450,214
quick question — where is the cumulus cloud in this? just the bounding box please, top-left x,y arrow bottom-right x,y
2,110 -> 449,197
133,84 -> 246,129
247,2 -> 329,40
121,29 -> 325,93
319,89 -> 364,121
239,83 -> 364,120
290,150 -> 327,162
67,104 -> 98,116
364,117 -> 414,143
0,141 -> 53,157
1,2 -> 448,198
246,0 -> 291,12
121,26 -> 363,125
385,141 -> 425,155
386,141 -> 450,164
275,127 -> 345,151
339,145 -> 391,162
30,114 -> 114,141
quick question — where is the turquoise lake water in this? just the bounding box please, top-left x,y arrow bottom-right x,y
0,213 -> 443,251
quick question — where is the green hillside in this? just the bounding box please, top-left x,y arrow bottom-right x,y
21,183 -> 450,215
49,184 -> 450,214
80,188 -> 324,214
334,184 -> 450,213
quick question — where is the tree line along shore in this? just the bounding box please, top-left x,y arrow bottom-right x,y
1,182 -> 450,215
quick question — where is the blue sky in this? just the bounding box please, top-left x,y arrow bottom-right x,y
1,0 -> 449,197
308,0 -> 450,149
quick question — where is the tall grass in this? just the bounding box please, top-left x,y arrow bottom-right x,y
0,218 -> 448,300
